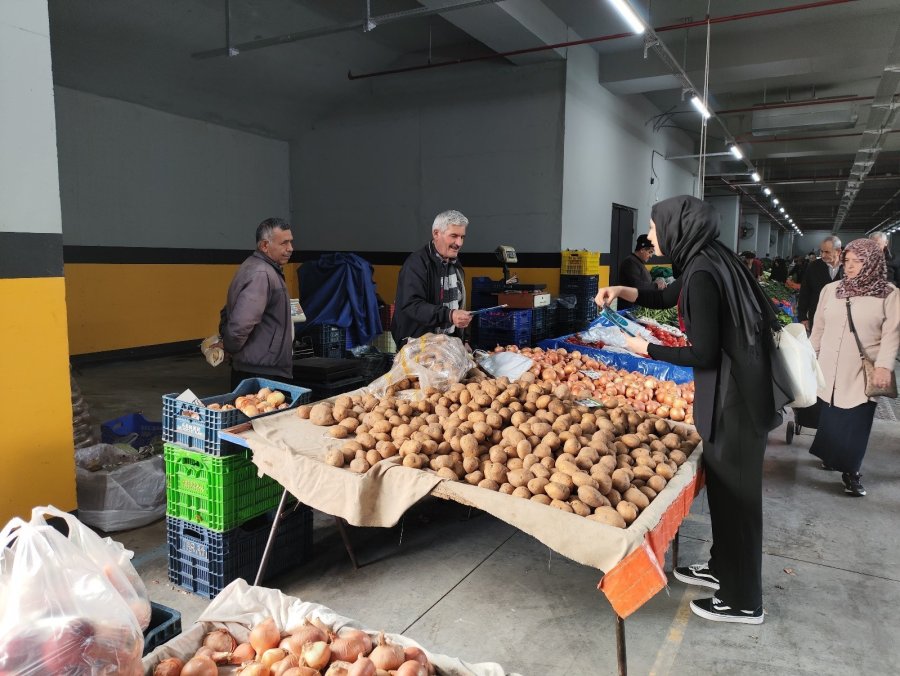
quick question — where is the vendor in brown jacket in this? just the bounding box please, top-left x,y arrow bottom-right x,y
221,218 -> 295,389
809,238 -> 900,497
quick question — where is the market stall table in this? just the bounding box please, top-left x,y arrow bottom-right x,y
220,402 -> 704,676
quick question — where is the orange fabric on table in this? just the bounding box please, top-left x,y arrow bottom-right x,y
598,467 -> 706,619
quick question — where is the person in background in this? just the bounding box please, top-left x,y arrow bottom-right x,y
808,238 -> 899,496
595,195 -> 782,625
221,218 -> 295,390
616,234 -> 666,310
789,255 -> 807,284
771,257 -> 789,283
797,235 -> 842,331
392,210 -> 472,346
869,231 -> 899,284
741,251 -> 762,279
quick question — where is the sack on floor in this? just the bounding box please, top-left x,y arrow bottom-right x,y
770,323 -> 823,409
75,453 -> 166,533
0,517 -> 144,674
29,506 -> 152,631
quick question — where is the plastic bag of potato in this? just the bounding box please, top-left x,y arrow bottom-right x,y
366,333 -> 475,397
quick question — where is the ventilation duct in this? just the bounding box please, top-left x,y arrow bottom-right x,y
751,101 -> 860,136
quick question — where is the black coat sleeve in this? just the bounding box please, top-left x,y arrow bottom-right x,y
395,253 -> 451,333
647,272 -> 720,369
796,262 -> 818,322
635,277 -> 682,309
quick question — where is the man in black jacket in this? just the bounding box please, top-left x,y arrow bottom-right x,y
797,235 -> 842,330
617,234 -> 665,309
391,210 -> 472,347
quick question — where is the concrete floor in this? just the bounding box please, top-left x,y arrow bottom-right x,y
75,355 -> 900,676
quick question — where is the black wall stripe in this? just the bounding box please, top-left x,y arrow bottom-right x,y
63,246 -> 618,268
1,232 -> 64,278
70,338 -> 202,365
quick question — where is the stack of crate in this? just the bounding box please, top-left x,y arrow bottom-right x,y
560,250 -> 601,333
475,309 -> 532,350
298,324 -> 346,359
531,305 -> 555,344
161,378 -> 313,598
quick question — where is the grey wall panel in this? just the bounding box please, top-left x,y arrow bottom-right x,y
55,87 -> 290,250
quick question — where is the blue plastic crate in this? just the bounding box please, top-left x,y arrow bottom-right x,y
166,504 -> 314,599
477,328 -> 531,349
479,309 -> 532,333
101,413 -> 162,448
162,378 -> 311,456
143,602 -> 182,656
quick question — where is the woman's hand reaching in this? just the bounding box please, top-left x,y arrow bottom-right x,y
595,286 -> 638,308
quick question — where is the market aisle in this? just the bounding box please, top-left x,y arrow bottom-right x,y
79,358 -> 900,675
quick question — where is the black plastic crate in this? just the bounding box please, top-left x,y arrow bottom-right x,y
298,324 -> 347,358
167,504 -> 313,599
297,375 -> 368,402
560,274 -> 600,294
143,602 -> 182,656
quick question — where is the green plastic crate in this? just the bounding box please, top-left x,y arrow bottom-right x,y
164,443 -> 282,531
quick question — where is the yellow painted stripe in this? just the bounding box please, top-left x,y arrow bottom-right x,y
0,277 -> 77,523
648,586 -> 702,676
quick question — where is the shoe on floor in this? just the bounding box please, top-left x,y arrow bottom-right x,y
673,563 -> 720,590
842,472 -> 866,497
690,597 -> 764,625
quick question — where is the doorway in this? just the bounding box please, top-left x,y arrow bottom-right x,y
609,204 -> 636,285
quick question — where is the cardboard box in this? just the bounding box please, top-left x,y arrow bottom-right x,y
497,292 -> 551,308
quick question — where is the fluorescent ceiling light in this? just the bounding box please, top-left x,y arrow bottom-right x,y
608,0 -> 645,34
729,145 -> 743,159
751,172 -> 761,182
763,187 -> 771,196
779,207 -> 786,213
772,198 -> 779,205
690,95 -> 711,119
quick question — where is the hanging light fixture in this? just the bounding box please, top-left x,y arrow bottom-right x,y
607,0 -> 645,34
690,95 -> 711,119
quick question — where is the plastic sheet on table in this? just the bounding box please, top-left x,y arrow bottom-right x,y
537,335 -> 694,384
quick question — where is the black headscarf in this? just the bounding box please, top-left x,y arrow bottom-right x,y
651,195 -> 777,347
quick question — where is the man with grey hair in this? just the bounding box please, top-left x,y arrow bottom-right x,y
221,217 -> 295,388
798,234 -> 842,331
869,231 -> 899,283
391,210 -> 472,346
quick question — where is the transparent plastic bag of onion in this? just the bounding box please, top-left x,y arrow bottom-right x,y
0,516 -> 144,675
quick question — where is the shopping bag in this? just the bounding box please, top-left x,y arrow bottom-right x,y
30,505 -> 152,631
770,323 -> 822,409
0,517 -> 144,674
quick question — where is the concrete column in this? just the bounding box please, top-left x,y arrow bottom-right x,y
756,219 -> 771,258
0,0 -> 75,522
708,195 -> 740,251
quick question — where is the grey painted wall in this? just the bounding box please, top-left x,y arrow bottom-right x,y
756,221 -> 771,258
293,62 -> 566,253
560,46 -> 695,251
55,87 -> 290,249
1,2 -> 61,235
738,213 -> 758,251
791,230 -> 867,256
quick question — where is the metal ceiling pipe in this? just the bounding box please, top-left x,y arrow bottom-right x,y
725,174 -> 900,186
348,0 -> 856,79
734,129 -> 900,143
717,95 -> 876,116
717,178 -> 794,233
192,0 -> 508,59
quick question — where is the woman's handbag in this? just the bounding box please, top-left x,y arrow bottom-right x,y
845,299 -> 898,398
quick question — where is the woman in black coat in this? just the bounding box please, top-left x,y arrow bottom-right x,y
596,195 -> 782,624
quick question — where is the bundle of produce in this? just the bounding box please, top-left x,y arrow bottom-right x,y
180,386 -> 292,419
632,317 -> 687,347
629,306 -> 679,327
649,266 -> 673,280
152,617 -> 437,676
302,350 -> 698,528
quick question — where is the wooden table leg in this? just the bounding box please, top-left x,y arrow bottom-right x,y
615,614 -> 627,676
334,516 -> 359,570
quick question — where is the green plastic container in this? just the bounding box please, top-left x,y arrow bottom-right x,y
164,443 -> 282,531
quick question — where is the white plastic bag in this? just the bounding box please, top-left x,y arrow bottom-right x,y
30,506 -> 152,631
366,333 -> 475,396
75,453 -> 166,532
0,517 -> 144,674
771,323 -> 824,409
475,350 -> 534,380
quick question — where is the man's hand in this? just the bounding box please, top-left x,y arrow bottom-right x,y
654,278 -> 666,289
872,367 -> 893,389
622,331 -> 650,356
451,309 -> 472,328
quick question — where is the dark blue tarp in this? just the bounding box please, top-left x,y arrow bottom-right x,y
298,253 -> 382,347
537,336 -> 695,384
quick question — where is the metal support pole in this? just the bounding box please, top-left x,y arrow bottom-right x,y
334,517 -> 360,570
254,488 -> 292,585
615,614 -> 627,676
672,529 -> 681,571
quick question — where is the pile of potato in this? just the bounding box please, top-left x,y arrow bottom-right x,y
206,387 -> 291,417
297,376 -> 699,528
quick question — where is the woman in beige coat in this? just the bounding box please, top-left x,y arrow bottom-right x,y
809,237 -> 900,496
